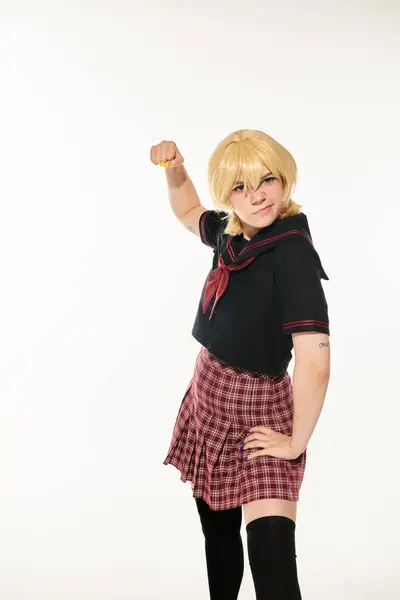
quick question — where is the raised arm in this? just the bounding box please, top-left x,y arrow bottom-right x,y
150,140 -> 207,237
165,165 -> 207,237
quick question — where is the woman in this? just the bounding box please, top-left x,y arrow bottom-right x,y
151,129 -> 330,600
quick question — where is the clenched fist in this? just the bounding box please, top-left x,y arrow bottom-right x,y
150,140 -> 184,168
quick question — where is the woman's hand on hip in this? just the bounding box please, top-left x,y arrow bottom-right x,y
242,426 -> 300,461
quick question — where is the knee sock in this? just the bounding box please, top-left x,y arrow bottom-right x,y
246,515 -> 302,600
195,497 -> 244,600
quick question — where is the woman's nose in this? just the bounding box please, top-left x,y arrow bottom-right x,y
250,191 -> 267,205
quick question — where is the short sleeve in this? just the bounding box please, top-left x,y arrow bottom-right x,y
199,210 -> 228,249
274,244 -> 330,336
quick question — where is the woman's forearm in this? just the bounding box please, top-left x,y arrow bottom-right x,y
165,165 -> 202,220
290,362 -> 330,456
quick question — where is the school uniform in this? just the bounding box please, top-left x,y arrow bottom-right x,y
163,210 -> 329,511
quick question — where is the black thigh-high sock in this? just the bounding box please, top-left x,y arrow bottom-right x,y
246,515 -> 302,600
195,497 -> 244,600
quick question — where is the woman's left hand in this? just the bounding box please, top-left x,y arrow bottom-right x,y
242,426 -> 298,461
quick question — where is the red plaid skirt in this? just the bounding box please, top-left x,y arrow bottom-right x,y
163,346 -> 306,511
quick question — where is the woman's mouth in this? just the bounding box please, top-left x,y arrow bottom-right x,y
255,204 -> 273,215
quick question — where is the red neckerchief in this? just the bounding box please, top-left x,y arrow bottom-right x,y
203,212 -> 328,319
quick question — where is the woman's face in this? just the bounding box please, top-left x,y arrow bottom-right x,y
229,168 -> 284,239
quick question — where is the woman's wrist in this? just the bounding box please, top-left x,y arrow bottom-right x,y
289,436 -> 305,458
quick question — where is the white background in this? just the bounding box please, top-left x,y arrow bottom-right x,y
1,1 -> 399,598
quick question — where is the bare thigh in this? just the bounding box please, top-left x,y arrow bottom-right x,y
189,481 -> 296,526
243,499 -> 297,527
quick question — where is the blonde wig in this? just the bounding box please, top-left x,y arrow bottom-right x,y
208,129 -> 302,236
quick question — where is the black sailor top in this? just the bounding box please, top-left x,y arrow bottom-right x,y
191,209 -> 330,376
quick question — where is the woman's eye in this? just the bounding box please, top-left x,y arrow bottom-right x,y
232,176 -> 274,193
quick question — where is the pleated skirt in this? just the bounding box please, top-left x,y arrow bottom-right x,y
162,346 -> 307,511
